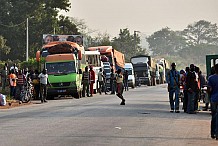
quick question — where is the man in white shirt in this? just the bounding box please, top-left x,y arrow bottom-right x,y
38,69 -> 48,103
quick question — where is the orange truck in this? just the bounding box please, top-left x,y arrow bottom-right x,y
87,46 -> 125,71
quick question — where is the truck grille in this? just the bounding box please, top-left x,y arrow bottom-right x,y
51,82 -> 71,87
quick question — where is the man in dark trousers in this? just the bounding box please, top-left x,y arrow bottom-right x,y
89,66 -> 95,97
186,64 -> 198,114
208,64 -> 218,139
167,63 -> 180,113
38,69 -> 48,103
123,70 -> 129,91
82,66 -> 90,97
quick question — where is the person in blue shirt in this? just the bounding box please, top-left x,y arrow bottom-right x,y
208,64 -> 218,139
167,63 -> 180,113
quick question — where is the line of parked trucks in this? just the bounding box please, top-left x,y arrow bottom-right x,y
35,34 -> 171,99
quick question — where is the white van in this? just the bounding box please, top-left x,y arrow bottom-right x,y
124,63 -> 135,88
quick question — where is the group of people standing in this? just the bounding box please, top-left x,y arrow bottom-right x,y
0,63 -> 48,103
167,62 -> 218,140
81,66 -> 127,105
167,62 -> 207,114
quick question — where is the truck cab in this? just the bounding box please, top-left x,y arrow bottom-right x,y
124,63 -> 135,88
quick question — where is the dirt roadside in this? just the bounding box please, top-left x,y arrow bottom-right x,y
0,100 -> 33,109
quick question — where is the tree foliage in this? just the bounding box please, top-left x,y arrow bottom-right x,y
112,28 -> 148,62
0,0 -> 72,61
182,20 -> 218,45
146,27 -> 186,56
147,20 -> 218,71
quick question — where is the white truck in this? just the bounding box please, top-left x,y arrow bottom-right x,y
124,63 -> 135,88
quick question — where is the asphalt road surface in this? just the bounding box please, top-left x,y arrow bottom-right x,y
0,84 -> 217,146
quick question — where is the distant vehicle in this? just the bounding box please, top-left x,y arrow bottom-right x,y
206,55 -> 218,78
87,46 -> 125,72
130,55 -> 156,86
103,62 -> 111,89
124,63 -> 135,88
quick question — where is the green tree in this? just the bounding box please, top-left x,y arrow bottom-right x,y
182,20 -> 218,45
146,27 -> 186,56
0,36 -> 11,60
0,0 -> 71,61
112,28 -> 147,62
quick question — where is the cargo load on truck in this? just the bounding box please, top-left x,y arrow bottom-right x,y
87,46 -> 125,71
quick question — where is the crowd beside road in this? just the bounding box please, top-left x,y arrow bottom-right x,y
167,62 -> 218,140
0,63 -> 130,106
0,63 -> 48,104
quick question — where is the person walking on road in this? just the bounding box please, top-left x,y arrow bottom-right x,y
116,69 -> 125,105
207,64 -> 218,139
167,62 -> 180,113
38,69 -> 48,103
82,66 -> 90,97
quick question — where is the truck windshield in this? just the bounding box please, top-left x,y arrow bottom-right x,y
46,61 -> 76,75
131,57 -> 148,64
125,68 -> 132,75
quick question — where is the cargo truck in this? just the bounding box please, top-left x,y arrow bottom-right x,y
36,35 -> 86,99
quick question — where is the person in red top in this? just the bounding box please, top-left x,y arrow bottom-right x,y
89,66 -> 95,97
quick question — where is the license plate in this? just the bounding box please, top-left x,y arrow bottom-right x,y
57,90 -> 66,93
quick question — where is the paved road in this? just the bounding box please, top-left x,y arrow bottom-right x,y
0,85 -> 217,146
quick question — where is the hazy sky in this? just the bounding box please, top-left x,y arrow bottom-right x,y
62,0 -> 218,37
